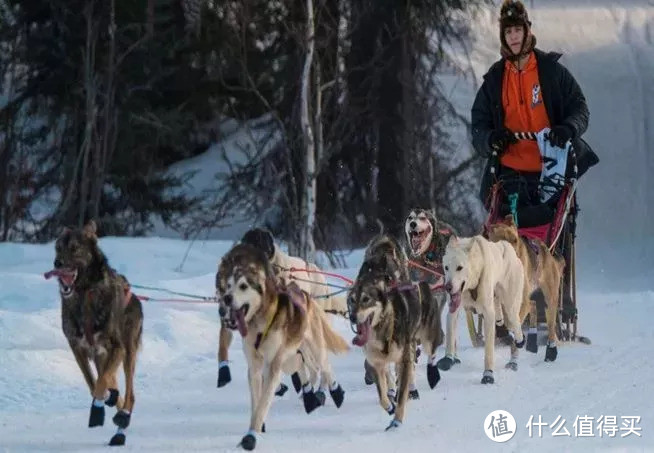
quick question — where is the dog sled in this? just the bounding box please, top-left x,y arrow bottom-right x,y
474,129 -> 590,347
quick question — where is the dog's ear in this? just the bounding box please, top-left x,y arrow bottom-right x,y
83,220 -> 97,238
447,235 -> 459,247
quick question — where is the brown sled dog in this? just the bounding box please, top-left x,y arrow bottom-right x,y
216,243 -> 349,451
348,234 -> 444,431
217,228 -> 347,396
44,220 -> 143,447
487,214 -> 565,362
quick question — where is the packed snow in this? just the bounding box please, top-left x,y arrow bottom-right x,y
0,236 -> 652,451
2,0 -> 654,451
441,0 -> 654,291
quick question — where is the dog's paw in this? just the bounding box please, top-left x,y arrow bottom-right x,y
386,401 -> 396,415
240,432 -> 257,451
387,389 -> 397,403
408,389 -> 420,400
526,332 -> 538,353
545,345 -> 558,362
330,384 -> 345,408
385,419 -> 402,431
514,335 -> 526,349
481,370 -> 494,384
505,360 -> 518,371
113,410 -> 131,429
302,390 -> 321,414
109,432 -> 126,446
217,364 -> 232,388
291,372 -> 302,393
436,355 -> 460,371
275,383 -> 288,397
105,389 -> 120,407
89,402 -> 105,428
314,389 -> 326,407
427,363 -> 441,389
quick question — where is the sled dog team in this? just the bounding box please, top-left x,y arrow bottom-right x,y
46,208 -> 565,449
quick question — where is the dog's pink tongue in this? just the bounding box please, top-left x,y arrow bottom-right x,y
411,235 -> 422,251
44,268 -> 76,285
352,319 -> 371,346
449,293 -> 462,314
235,308 -> 248,337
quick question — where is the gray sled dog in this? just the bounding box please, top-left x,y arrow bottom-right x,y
348,233 -> 444,431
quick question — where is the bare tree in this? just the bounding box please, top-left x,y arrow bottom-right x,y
299,0 -> 317,263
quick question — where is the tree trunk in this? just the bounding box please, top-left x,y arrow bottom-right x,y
376,0 -> 407,238
90,0 -> 117,222
78,0 -> 98,227
299,0 -> 317,263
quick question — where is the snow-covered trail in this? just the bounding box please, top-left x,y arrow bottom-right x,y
0,237 -> 651,452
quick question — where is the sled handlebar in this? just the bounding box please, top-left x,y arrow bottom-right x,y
513,131 -> 538,141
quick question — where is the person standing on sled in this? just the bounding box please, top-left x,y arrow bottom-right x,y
472,0 -> 598,214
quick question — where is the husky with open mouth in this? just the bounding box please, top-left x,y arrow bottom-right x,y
216,243 -> 348,451
441,234 -> 526,384
404,208 -> 457,279
348,234 -> 444,431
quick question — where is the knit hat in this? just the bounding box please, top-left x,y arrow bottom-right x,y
499,0 -> 536,60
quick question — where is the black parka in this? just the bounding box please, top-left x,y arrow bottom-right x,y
471,48 -> 599,205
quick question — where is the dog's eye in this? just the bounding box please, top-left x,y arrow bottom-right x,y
444,265 -> 449,271
456,265 -> 463,271
238,283 -> 248,291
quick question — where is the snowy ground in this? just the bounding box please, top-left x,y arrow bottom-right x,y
0,236 -> 652,452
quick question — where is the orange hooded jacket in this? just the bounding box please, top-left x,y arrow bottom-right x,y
500,51 -> 550,172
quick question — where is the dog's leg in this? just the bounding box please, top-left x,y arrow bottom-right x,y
217,324 -> 233,387
525,286 -> 539,354
109,336 -> 138,446
242,352 -> 285,451
89,344 -> 124,428
481,303 -> 496,384
385,365 -> 397,401
315,349 -> 345,409
542,280 -> 560,362
69,342 -> 96,396
386,348 -> 413,431
423,338 -> 441,389
437,308 -> 461,370
93,354 -> 123,410
371,360 -> 395,416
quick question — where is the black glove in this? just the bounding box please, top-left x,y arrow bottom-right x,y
488,128 -> 518,154
548,125 -> 573,148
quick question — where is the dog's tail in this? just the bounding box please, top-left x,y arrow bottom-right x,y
554,253 -> 566,274
318,309 -> 349,354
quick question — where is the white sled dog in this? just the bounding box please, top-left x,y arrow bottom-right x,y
441,234 -> 526,384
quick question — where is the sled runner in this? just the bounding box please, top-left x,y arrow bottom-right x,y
478,129 -> 590,347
